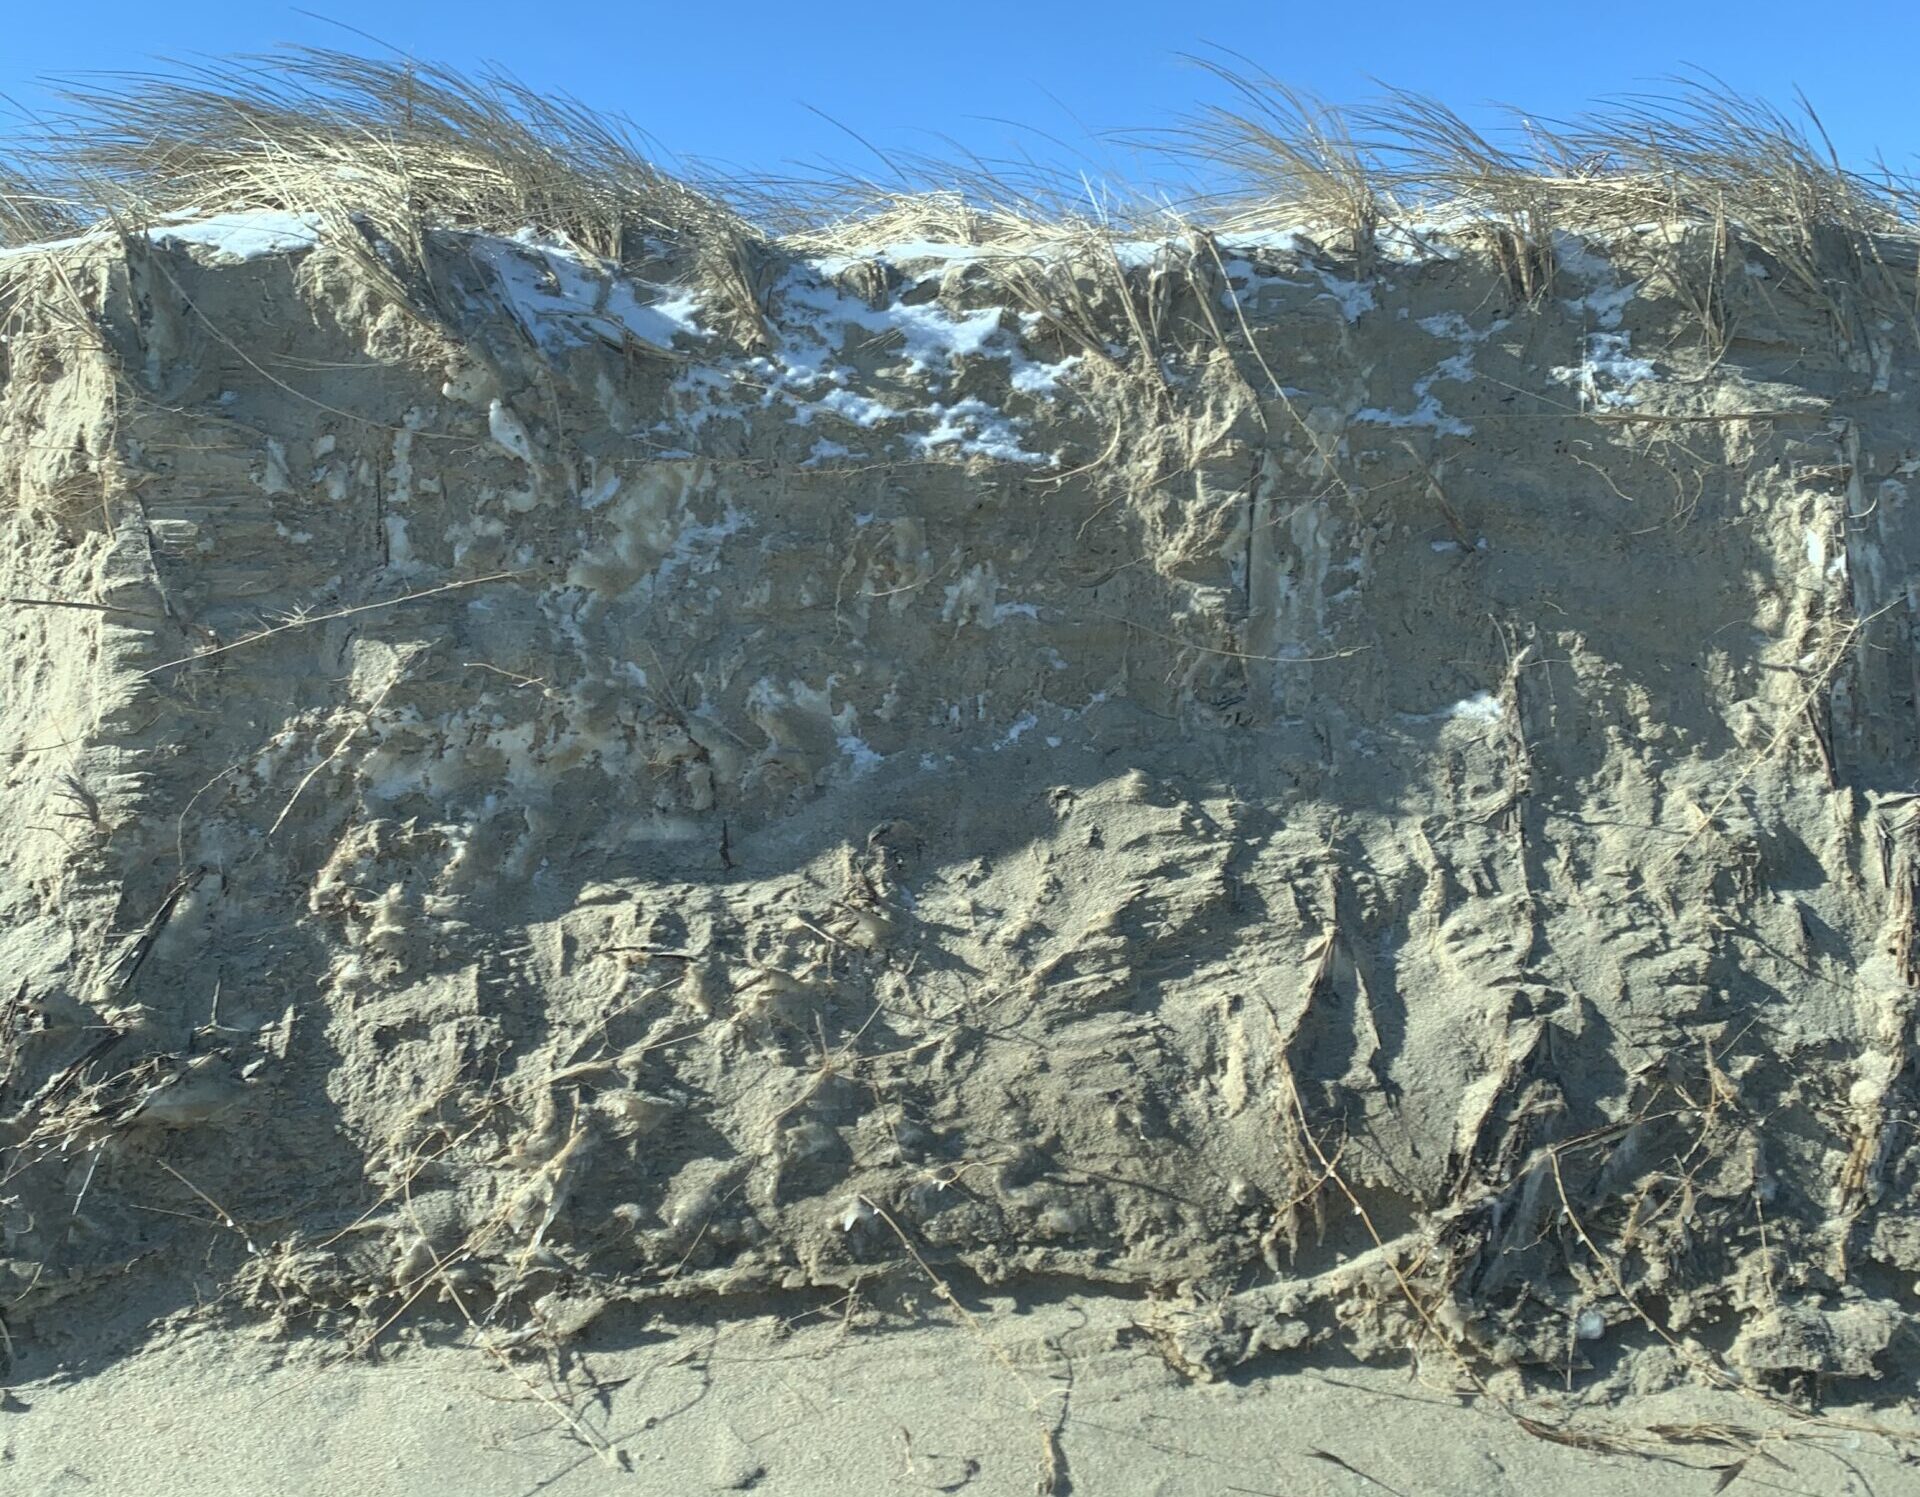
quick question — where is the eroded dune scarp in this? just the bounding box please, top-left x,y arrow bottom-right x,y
3,57 -> 1919,1403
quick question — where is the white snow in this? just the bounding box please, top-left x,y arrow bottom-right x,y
1224,225 -> 1317,256
1108,239 -> 1168,270
1550,332 -> 1655,409
909,398 -> 1046,465
1377,220 -> 1465,264
1009,353 -> 1082,395
474,232 -> 704,356
1211,245 -> 1377,319
794,386 -> 900,429
1353,393 -> 1471,437
647,250 -> 1084,466
1355,310 -> 1509,436
1556,233 -> 1638,330
838,734 -> 886,777
996,712 -> 1039,747
807,241 -> 996,278
0,230 -> 105,262
780,268 -> 1007,373
1216,257 -> 1305,303
1354,355 -> 1473,437
1449,692 -> 1505,723
148,210 -> 323,262
646,505 -> 752,595
1397,691 -> 1506,727
1,206 -> 317,264
802,439 -> 853,467
384,513 -> 418,573
1313,269 -> 1375,321
1417,312 -> 1475,340
581,468 -> 622,511
487,400 -> 537,464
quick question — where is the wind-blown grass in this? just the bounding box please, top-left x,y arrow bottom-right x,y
13,49 -> 743,253
0,47 -> 769,337
0,165 -> 80,247
1167,56 -> 1385,271
1172,61 -> 1917,325
0,48 -> 1915,357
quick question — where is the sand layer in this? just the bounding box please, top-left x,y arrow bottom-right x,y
3,205 -> 1919,1475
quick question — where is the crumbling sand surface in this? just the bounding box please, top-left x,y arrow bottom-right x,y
5,79 -> 1920,1487
7,1294 -> 1920,1495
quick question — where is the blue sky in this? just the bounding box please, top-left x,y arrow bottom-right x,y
4,3 -> 1917,192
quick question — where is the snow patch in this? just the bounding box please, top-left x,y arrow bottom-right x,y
1314,269 -> 1375,322
488,400 -> 537,465
1449,692 -> 1505,723
1556,233 -> 1638,329
779,267 -> 1007,374
838,734 -> 885,777
148,210 -> 322,263
794,386 -> 900,429
1354,310 -> 1504,437
1551,333 -> 1655,409
909,398 -> 1046,465
1009,353 -> 1082,395
996,713 -> 1039,748
474,232 -> 704,356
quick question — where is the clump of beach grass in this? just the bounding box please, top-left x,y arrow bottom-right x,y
1160,60 -> 1918,333
3,47 -> 766,330
3,48 -> 1918,367
1167,54 -> 1387,274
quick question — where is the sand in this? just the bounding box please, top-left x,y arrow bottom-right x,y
10,1293 -> 1920,1495
4,181 -> 1920,1492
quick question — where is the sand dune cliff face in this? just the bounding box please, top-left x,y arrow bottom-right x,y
2,212 -> 1917,1387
